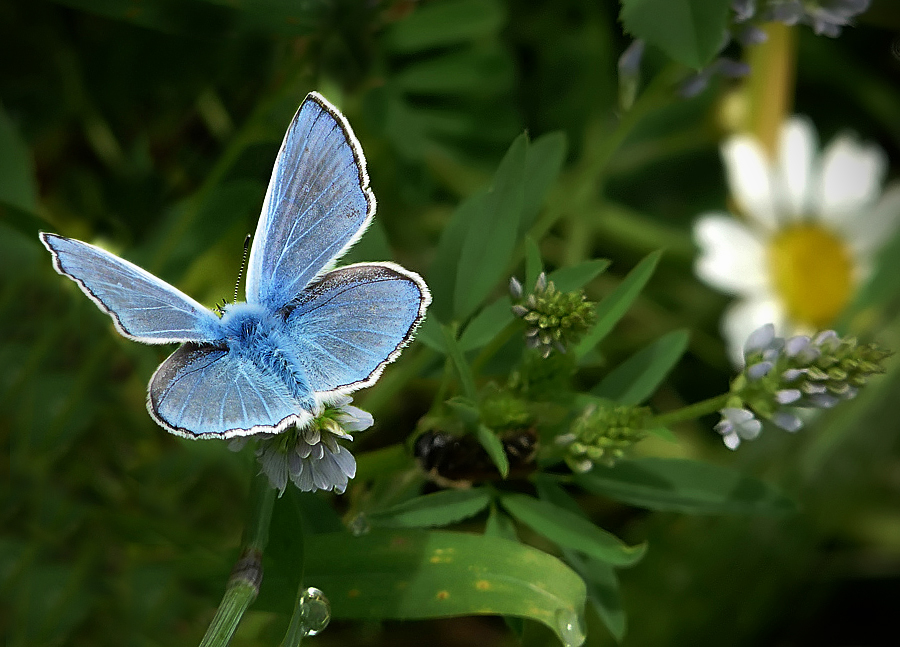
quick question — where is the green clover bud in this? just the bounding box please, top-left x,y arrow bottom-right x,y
556,402 -> 650,471
510,272 -> 597,358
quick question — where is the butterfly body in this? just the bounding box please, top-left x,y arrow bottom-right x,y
41,92 -> 430,440
217,302 -> 315,408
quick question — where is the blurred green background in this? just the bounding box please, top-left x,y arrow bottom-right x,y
4,0 -> 900,645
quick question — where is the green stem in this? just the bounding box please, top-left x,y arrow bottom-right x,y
471,319 -> 521,377
648,393 -> 732,429
279,508 -> 312,647
199,472 -> 277,647
281,591 -> 311,647
199,554 -> 262,647
244,472 -> 278,552
431,356 -> 454,411
442,323 -> 477,400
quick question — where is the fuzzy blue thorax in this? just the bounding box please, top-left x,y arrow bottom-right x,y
219,302 -> 314,409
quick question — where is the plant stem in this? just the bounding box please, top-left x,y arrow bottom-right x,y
281,591 -> 311,647
471,319 -> 521,377
198,472 -> 276,647
199,555 -> 262,647
442,323 -> 477,400
648,393 -> 732,428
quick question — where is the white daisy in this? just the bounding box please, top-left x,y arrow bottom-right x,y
694,116 -> 900,363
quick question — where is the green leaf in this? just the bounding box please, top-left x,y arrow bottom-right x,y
430,192 -> 488,322
416,315 -> 447,353
533,477 -> 626,640
620,0 -> 732,69
521,131 -> 567,233
394,46 -> 514,95
548,259 -> 612,293
646,426 -> 679,443
500,494 -> 645,566
383,0 -> 505,52
340,219 -> 392,264
575,458 -> 797,515
302,529 -> 587,646
369,489 -> 492,528
0,105 -> 37,214
524,237 -> 543,290
575,250 -> 662,359
446,397 -> 481,427
476,424 -> 510,478
458,297 -> 515,352
454,134 -> 528,320
568,551 -> 627,643
485,504 -> 519,542
592,329 -> 690,405
255,490 -> 309,612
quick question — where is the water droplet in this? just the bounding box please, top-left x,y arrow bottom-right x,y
554,608 -> 586,647
346,512 -> 370,536
298,587 -> 331,637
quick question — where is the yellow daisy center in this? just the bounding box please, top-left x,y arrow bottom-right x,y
767,223 -> 854,328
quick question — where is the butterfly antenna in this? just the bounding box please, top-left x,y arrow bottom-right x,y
234,234 -> 252,304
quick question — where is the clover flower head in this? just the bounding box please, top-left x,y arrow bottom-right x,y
762,0 -> 870,37
694,116 -> 900,364
230,396 -> 372,494
557,402 -> 650,471
715,323 -> 890,449
510,272 -> 597,358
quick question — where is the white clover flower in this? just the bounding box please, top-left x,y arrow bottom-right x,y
694,116 -> 900,363
715,407 -> 762,450
230,396 -> 372,495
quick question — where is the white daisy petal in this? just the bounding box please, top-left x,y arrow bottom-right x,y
721,296 -> 787,366
777,116 -> 817,218
818,133 -> 887,224
694,214 -> 769,295
722,135 -> 778,229
846,183 -> 900,256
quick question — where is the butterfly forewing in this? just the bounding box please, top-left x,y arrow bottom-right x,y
246,92 -> 375,311
40,233 -> 220,344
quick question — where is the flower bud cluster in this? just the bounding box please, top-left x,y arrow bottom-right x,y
556,402 -> 650,472
715,324 -> 890,449
622,0 -> 869,101
510,273 -> 596,358
230,396 -> 373,494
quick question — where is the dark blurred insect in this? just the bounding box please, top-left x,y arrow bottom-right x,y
414,428 -> 539,488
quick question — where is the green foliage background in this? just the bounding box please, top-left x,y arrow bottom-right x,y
4,0 -> 900,645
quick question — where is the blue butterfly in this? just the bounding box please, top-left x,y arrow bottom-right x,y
40,92 -> 430,439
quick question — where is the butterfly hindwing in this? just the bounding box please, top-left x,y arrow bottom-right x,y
283,263 -> 430,395
40,233 -> 219,344
246,92 -> 374,311
148,343 -> 315,439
